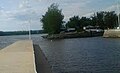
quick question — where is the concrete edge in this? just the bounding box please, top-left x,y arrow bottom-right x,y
31,42 -> 38,73
103,29 -> 120,38
33,44 -> 52,73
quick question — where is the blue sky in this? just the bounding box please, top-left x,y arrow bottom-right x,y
0,0 -> 118,31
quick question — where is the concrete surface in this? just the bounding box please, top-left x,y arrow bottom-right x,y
33,44 -> 52,73
0,40 -> 37,73
103,29 -> 120,38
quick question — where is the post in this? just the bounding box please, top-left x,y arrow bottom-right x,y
29,20 -> 31,40
117,0 -> 120,28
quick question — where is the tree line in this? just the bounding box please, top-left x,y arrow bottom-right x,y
66,11 -> 118,31
41,3 -> 119,35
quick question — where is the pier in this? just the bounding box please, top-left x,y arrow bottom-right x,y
103,29 -> 120,38
0,40 -> 52,73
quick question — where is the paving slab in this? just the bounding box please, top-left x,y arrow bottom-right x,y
103,29 -> 120,38
0,40 -> 37,73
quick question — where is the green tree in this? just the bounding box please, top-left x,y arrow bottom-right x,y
96,11 -> 105,28
41,3 -> 64,34
66,16 -> 80,28
91,13 -> 98,26
79,17 -> 92,27
66,16 -> 92,31
91,11 -> 117,29
104,11 -> 117,29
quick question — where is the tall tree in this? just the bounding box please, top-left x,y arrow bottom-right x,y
91,11 -> 117,29
79,17 -> 92,27
41,3 -> 64,34
91,13 -> 98,26
104,11 -> 117,29
96,11 -> 105,28
66,16 -> 80,28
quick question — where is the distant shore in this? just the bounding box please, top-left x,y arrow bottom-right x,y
0,30 -> 44,36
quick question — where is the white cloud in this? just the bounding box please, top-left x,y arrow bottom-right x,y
82,3 -> 119,18
0,0 -> 115,31
105,5 -> 117,11
0,0 -> 95,31
34,0 -> 41,2
19,0 -> 31,9
83,12 -> 94,17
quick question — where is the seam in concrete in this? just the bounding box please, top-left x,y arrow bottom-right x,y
31,41 -> 38,73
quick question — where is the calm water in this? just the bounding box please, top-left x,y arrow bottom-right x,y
0,34 -> 120,73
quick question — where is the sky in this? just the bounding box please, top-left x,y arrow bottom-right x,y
0,0 -> 118,31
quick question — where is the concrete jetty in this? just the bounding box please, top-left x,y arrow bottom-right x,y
0,40 -> 37,73
103,29 -> 120,38
0,40 -> 52,73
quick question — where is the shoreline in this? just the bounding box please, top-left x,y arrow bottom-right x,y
42,31 -> 104,39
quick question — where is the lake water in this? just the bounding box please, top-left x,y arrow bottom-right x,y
0,34 -> 120,73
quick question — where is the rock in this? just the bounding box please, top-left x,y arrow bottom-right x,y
42,31 -> 104,39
